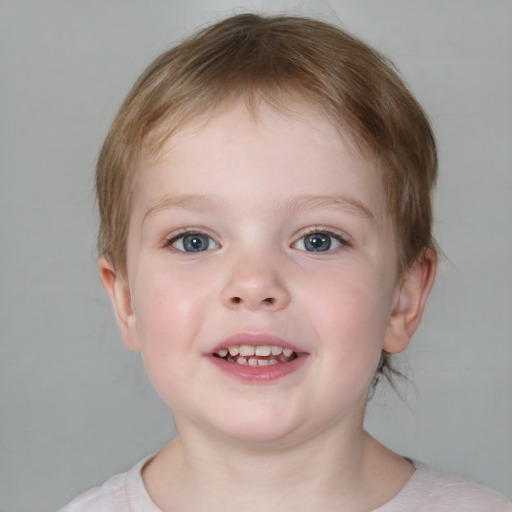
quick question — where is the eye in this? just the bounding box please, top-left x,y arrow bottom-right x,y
168,232 -> 219,252
293,231 -> 344,252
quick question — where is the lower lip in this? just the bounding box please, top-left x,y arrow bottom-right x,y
206,354 -> 307,383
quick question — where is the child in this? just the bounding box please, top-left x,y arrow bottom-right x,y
60,13 -> 512,511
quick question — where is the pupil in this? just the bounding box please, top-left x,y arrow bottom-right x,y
184,234 -> 208,252
305,233 -> 331,251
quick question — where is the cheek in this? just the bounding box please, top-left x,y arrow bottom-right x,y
132,278 -> 205,409
306,266 -> 392,367
309,259 -> 391,321
132,264 -> 213,368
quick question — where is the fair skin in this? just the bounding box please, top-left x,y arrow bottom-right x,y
100,99 -> 436,512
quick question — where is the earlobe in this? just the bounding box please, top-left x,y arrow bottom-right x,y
383,249 -> 437,354
98,256 -> 140,352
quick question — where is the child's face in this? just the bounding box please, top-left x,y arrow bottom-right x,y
107,100 -> 411,446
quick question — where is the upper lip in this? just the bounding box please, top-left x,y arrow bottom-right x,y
209,332 -> 305,355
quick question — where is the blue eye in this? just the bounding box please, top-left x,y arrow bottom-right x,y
170,233 -> 219,252
294,232 -> 343,252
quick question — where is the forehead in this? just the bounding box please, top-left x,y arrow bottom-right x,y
133,99 -> 386,221
145,91 -> 371,167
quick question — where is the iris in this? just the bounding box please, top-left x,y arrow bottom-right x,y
304,233 -> 331,252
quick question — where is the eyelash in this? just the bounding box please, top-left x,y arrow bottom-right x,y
163,228 -> 217,250
294,227 -> 350,250
163,227 -> 350,253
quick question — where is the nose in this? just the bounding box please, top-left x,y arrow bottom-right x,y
221,253 -> 291,312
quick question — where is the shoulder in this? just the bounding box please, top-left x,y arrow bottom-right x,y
58,471 -> 128,512
58,458 -> 161,512
379,461 -> 512,512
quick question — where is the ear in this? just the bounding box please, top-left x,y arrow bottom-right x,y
98,256 -> 140,352
383,249 -> 437,354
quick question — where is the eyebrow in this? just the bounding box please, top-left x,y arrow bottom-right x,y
278,194 -> 375,222
142,194 -> 224,224
142,193 -> 374,223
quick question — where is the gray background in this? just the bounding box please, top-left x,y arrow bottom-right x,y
1,1 -> 511,510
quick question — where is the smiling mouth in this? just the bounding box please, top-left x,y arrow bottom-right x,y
213,345 -> 298,366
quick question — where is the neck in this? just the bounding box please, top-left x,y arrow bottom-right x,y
142,415 -> 413,512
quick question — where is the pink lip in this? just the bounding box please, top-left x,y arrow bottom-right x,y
206,332 -> 308,383
206,353 -> 307,383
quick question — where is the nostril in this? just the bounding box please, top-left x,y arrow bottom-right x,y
228,296 -> 275,307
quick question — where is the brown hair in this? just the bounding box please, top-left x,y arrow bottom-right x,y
96,13 -> 437,387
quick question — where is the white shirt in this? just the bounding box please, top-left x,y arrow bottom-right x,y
59,458 -> 512,511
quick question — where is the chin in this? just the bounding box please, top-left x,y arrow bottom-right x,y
205,406 -> 308,448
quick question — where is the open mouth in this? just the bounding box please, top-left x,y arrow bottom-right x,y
213,344 -> 298,367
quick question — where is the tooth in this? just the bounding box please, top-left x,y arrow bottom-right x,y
282,348 -> 293,357
228,346 -> 239,356
255,345 -> 271,356
217,348 -> 228,357
269,359 -> 279,365
248,358 -> 258,367
257,359 -> 269,366
271,346 -> 283,356
237,357 -> 247,365
239,345 -> 255,357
